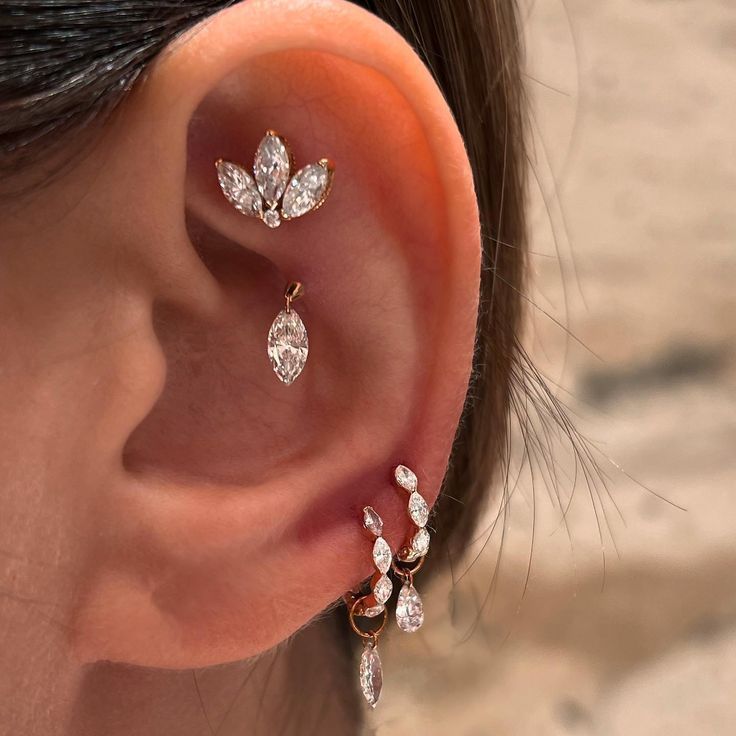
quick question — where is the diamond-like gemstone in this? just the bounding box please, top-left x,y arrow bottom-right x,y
408,492 -> 429,528
394,465 -> 418,492
282,163 -> 331,219
262,208 -> 281,228
372,574 -> 393,605
412,527 -> 430,557
254,133 -> 291,205
372,536 -> 391,574
396,582 -> 424,633
362,603 -> 385,618
267,309 -> 308,385
216,160 -> 262,216
359,643 -> 383,708
363,506 -> 384,537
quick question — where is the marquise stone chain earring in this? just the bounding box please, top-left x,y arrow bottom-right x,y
392,464 -> 430,633
346,465 -> 433,708
345,506 -> 393,708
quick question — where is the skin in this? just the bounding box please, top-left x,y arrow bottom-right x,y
0,0 -> 481,733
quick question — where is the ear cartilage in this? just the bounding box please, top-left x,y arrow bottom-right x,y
344,506 -> 393,709
392,464 -> 427,633
216,130 -> 334,228
267,281 -> 308,385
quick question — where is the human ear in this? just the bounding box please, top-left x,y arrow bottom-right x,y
70,0 -> 481,667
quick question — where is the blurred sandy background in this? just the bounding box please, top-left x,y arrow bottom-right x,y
371,1 -> 736,733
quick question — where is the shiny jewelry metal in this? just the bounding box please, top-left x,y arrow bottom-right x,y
216,130 -> 335,229
267,281 -> 308,385
392,464 -> 430,633
345,506 -> 393,708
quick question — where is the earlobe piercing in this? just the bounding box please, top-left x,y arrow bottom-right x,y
267,281 -> 309,385
216,130 -> 334,229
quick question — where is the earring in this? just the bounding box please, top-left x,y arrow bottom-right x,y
267,281 -> 308,385
216,130 -> 334,229
392,464 -> 430,633
345,506 -> 393,708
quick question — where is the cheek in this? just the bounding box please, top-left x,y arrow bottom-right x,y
0,261 -> 166,612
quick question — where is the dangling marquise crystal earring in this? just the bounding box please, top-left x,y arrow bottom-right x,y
344,506 -> 393,708
392,464 -> 430,633
216,130 -> 334,229
267,281 -> 309,385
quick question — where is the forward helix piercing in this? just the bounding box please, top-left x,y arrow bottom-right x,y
216,130 -> 335,228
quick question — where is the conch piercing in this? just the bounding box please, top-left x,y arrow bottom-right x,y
392,464 -> 430,633
216,130 -> 335,229
345,506 -> 393,708
267,281 -> 308,385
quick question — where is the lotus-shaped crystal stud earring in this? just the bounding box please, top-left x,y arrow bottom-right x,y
216,130 -> 335,229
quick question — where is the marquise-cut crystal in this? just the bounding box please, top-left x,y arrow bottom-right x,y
267,309 -> 308,385
372,574 -> 393,605
363,506 -> 384,537
216,161 -> 262,216
282,163 -> 331,219
359,643 -> 383,708
372,537 -> 391,574
412,527 -> 430,557
394,464 -> 418,492
254,133 -> 291,205
362,603 -> 385,618
408,492 -> 430,528
396,582 -> 424,633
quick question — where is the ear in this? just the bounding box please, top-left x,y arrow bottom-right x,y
72,0 -> 481,667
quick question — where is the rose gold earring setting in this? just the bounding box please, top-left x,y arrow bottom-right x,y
216,130 -> 335,229
345,505 -> 393,708
392,464 -> 429,633
346,465 -> 432,707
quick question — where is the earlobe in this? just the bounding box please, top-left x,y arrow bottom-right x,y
73,0 -> 481,668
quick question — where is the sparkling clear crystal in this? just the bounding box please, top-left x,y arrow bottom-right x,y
411,527 -> 430,557
408,492 -> 430,528
262,208 -> 281,228
216,161 -> 262,216
359,643 -> 383,708
394,464 -> 418,492
396,582 -> 424,633
282,163 -> 331,219
372,574 -> 393,605
372,536 -> 391,574
362,603 -> 385,618
267,309 -> 308,385
254,133 -> 291,205
362,507 -> 384,537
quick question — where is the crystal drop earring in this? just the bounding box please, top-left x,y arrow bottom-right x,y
216,130 -> 335,229
344,506 -> 393,708
392,464 -> 430,633
267,282 -> 309,385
